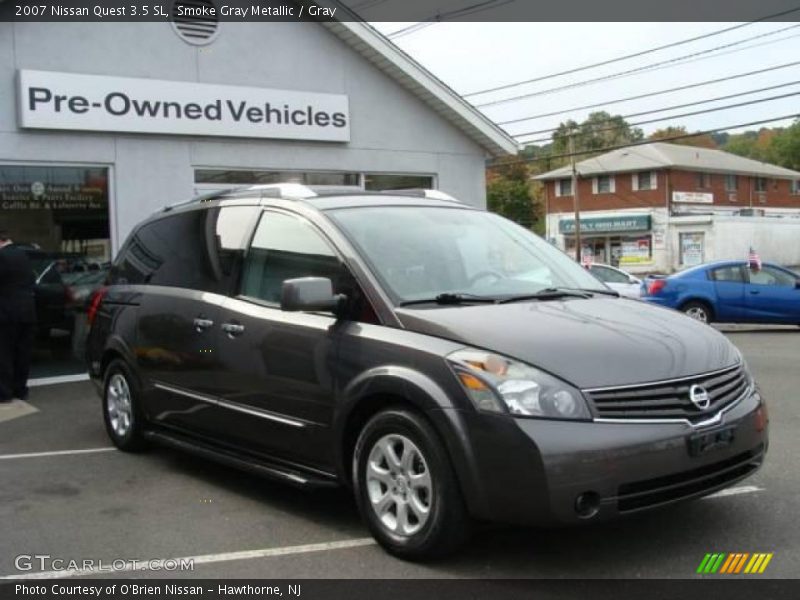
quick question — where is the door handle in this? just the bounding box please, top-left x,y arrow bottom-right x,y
749,290 -> 760,295
193,318 -> 214,332
221,322 -> 245,337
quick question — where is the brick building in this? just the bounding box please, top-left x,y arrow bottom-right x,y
535,142 -> 800,273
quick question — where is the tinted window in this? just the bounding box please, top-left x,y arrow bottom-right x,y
240,211 -> 368,315
112,206 -> 257,293
711,266 -> 744,283
749,266 -> 796,287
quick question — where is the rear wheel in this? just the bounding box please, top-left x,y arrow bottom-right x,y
352,408 -> 470,560
682,301 -> 713,324
102,359 -> 148,452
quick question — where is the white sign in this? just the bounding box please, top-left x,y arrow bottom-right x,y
17,70 -> 350,142
672,191 -> 713,204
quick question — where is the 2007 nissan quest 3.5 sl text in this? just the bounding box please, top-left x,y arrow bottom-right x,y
86,184 -> 768,560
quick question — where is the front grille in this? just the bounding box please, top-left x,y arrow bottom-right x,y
617,445 -> 764,512
586,364 -> 748,422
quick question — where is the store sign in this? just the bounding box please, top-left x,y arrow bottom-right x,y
559,215 -> 651,234
673,191 -> 713,204
17,70 -> 350,142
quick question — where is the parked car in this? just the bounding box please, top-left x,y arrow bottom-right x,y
64,266 -> 110,310
642,260 -> 800,325
587,263 -> 642,298
11,244 -> 75,339
87,185 -> 768,559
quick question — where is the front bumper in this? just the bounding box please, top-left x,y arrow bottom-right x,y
439,387 -> 767,526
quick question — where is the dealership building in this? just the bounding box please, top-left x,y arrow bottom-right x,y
0,15 -> 515,377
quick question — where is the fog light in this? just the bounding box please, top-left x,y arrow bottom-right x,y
575,491 -> 601,519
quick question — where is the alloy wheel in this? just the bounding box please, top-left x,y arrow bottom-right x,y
365,434 -> 432,536
106,373 -> 133,438
685,306 -> 708,323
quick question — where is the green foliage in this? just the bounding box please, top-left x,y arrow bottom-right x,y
768,120 -> 800,171
551,111 -> 644,156
486,159 -> 540,230
722,121 -> 800,170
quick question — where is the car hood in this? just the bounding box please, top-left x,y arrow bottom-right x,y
395,298 -> 739,388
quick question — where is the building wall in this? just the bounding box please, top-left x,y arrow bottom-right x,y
547,168 -> 800,214
547,170 -> 667,214
0,22 -> 488,250
668,170 -> 800,209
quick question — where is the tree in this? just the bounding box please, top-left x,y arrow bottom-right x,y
768,119 -> 800,171
486,158 -> 540,231
551,111 -> 643,156
649,126 -> 717,148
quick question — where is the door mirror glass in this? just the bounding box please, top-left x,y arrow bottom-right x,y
281,277 -> 344,313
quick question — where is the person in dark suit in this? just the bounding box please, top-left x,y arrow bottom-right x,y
0,229 -> 36,403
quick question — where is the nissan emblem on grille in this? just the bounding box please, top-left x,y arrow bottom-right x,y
689,385 -> 711,410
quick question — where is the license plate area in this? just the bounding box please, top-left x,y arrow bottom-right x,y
688,425 -> 736,457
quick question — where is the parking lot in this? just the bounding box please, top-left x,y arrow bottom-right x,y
0,326 -> 797,580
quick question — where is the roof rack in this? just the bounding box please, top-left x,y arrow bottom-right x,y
160,184 -> 462,213
382,189 -> 461,203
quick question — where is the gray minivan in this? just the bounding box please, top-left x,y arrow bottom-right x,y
87,185 -> 768,559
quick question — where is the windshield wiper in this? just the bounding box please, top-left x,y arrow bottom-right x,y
498,287 -> 617,304
398,292 -> 499,307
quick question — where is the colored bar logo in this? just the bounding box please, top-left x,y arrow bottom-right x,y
697,552 -> 774,574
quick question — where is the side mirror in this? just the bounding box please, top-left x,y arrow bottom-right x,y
630,276 -> 641,285
280,277 -> 346,314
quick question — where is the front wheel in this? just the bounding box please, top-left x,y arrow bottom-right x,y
352,409 -> 470,560
682,301 -> 713,324
102,359 -> 148,452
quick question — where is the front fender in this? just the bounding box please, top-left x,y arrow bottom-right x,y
333,365 -> 492,518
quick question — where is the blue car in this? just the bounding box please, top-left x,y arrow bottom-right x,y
642,260 -> 800,325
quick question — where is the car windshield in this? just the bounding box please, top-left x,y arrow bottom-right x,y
328,206 -> 609,304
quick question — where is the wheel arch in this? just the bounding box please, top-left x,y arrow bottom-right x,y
334,366 -> 489,517
679,297 -> 716,320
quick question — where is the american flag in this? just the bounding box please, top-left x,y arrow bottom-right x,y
748,247 -> 762,271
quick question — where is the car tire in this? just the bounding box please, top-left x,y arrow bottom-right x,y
682,301 -> 713,324
102,359 -> 148,452
352,408 -> 470,560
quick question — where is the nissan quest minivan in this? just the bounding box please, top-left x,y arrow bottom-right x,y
86,184 -> 768,559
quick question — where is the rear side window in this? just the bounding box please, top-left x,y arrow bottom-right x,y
748,266 -> 796,287
710,266 -> 744,283
112,206 -> 258,294
590,265 -> 629,284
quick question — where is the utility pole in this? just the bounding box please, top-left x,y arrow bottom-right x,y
569,130 -> 582,263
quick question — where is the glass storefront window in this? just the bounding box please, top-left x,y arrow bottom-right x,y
195,169 -> 360,186
0,165 -> 110,378
363,174 -> 434,191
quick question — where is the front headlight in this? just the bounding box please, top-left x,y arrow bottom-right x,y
447,349 -> 591,420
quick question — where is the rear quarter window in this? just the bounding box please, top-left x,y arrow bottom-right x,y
110,206 -> 258,294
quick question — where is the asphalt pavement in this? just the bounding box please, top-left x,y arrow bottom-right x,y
1,327 -> 797,579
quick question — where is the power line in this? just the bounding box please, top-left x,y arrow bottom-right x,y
516,90 -> 800,144
475,24 -> 800,108
464,5 -> 800,98
511,81 -> 800,138
489,113 -> 800,166
495,60 -> 800,126
386,0 -> 518,39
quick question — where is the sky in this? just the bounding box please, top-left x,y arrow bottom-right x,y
370,22 -> 800,147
